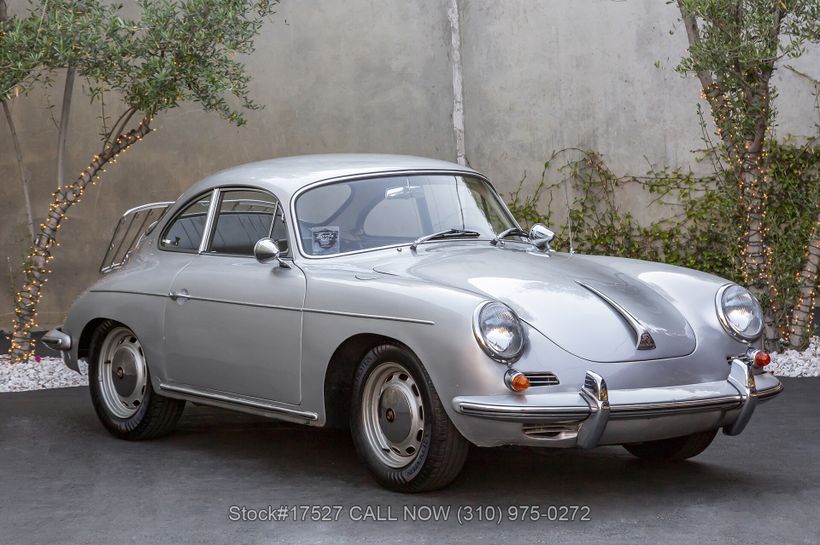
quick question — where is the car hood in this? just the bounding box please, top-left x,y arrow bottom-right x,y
372,245 -> 696,362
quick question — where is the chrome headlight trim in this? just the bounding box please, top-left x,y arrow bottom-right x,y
715,284 -> 764,342
472,301 -> 526,364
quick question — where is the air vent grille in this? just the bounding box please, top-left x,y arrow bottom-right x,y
524,372 -> 560,387
522,423 -> 579,438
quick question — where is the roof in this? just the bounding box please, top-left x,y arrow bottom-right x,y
179,153 -> 481,202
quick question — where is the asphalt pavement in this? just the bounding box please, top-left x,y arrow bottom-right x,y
1,378 -> 818,545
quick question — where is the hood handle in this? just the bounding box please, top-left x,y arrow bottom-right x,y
576,281 -> 656,350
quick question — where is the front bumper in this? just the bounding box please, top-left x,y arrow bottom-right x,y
452,359 -> 783,448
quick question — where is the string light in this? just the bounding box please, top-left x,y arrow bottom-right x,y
9,118 -> 154,363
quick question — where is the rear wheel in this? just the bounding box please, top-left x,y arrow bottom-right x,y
89,321 -> 185,440
350,344 -> 469,492
622,429 -> 718,461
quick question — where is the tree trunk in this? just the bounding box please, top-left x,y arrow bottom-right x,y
2,99 -> 36,240
736,146 -> 779,350
9,117 -> 152,362
56,67 -> 76,189
788,213 -> 820,348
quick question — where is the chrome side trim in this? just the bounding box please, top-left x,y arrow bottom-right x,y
302,307 -> 435,325
87,289 -> 434,325
90,289 -> 168,298
169,293 -> 300,312
159,383 -> 318,421
575,281 -> 655,350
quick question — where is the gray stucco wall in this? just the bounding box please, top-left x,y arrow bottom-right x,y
1,0 -> 817,329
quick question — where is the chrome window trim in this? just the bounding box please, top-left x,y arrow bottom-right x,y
156,189 -> 217,255
197,188 -> 221,254
288,169 -> 521,261
201,186 -> 289,258
123,201 -> 175,217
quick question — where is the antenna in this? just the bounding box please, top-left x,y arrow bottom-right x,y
564,183 -> 575,255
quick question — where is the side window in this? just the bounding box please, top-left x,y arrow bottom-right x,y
208,189 -> 283,256
160,193 -> 213,252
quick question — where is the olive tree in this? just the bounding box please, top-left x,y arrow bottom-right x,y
675,0 -> 819,349
1,0 -> 36,240
3,0 -> 277,362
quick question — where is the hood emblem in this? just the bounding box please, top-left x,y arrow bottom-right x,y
576,281 -> 656,351
637,332 -> 656,350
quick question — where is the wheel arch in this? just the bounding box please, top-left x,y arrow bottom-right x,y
322,333 -> 417,429
77,317 -> 120,360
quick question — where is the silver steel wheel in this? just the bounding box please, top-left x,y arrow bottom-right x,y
361,362 -> 425,469
97,327 -> 148,419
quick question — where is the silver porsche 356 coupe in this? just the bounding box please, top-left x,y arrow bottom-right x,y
45,154 -> 783,492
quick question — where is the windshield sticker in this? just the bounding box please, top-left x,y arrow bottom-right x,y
311,226 -> 340,255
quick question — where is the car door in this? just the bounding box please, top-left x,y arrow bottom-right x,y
163,188 -> 305,405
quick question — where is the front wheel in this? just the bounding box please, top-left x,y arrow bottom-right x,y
350,344 -> 469,492
622,429 -> 718,461
89,321 -> 185,440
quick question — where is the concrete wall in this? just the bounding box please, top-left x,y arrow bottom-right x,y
1,0 -> 818,329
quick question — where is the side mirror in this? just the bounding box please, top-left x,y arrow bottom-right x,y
529,223 -> 555,252
254,238 -> 290,268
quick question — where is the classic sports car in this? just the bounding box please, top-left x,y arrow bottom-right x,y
45,154 -> 783,492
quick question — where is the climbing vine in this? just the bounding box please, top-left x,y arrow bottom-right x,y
507,139 -> 819,348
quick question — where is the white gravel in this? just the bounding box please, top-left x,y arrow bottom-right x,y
0,355 -> 88,392
769,336 -> 820,377
0,336 -> 817,392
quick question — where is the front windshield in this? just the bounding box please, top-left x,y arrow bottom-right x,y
295,174 -> 517,256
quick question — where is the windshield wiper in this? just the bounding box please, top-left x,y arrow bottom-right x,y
410,228 -> 481,251
490,227 -> 529,246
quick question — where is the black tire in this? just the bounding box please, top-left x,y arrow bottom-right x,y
350,344 -> 469,492
622,429 -> 718,461
88,320 -> 185,440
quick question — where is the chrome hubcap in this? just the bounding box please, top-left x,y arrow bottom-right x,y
362,362 -> 425,468
98,328 -> 147,419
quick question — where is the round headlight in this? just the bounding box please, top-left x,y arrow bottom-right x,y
473,301 -> 525,363
716,284 -> 764,341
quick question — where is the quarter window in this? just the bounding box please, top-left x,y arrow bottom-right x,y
208,189 -> 285,256
160,193 -> 213,252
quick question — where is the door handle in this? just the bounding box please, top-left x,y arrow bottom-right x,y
168,289 -> 189,301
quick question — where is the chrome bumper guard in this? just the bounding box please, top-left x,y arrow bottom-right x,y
41,328 -> 72,351
453,359 -> 783,448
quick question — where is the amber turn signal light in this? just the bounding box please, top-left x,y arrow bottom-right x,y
504,369 -> 530,392
754,351 -> 771,368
